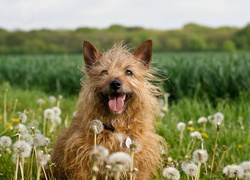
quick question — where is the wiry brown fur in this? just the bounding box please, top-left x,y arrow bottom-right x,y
51,41 -> 166,180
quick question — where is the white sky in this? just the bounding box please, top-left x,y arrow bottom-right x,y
0,0 -> 250,31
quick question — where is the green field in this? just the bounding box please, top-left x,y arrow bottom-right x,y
0,53 -> 250,179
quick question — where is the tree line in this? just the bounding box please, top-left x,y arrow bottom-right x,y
0,23 -> 250,54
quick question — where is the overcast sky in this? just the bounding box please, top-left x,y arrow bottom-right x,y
1,0 -> 250,31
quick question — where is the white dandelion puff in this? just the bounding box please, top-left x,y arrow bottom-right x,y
17,124 -> 28,134
21,134 -> 34,145
188,120 -> 193,126
37,98 -> 45,105
33,134 -> 46,147
240,161 -> 250,177
13,140 -> 32,158
49,96 -> 56,104
177,122 -> 186,131
91,145 -> 109,164
197,117 -> 207,124
193,149 -> 208,163
162,167 -> 180,180
223,165 -> 244,179
44,109 -> 55,119
90,120 -> 104,134
52,107 -> 61,117
190,131 -> 202,139
108,152 -> 132,171
0,136 -> 12,147
19,112 -> 27,123
51,116 -> 62,125
182,162 -> 197,177
36,150 -> 51,166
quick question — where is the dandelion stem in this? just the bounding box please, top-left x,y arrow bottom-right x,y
210,124 -> 220,174
214,150 -> 226,174
3,88 -> 8,125
130,151 -> 135,180
43,117 -> 47,135
36,165 -> 41,180
14,156 -> 19,180
19,158 -> 25,180
93,126 -> 97,150
195,162 -> 201,180
42,165 -> 48,180
11,99 -> 18,118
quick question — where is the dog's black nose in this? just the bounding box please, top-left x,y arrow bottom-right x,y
110,79 -> 122,90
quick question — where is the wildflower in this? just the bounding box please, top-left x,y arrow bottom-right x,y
17,124 -> 28,134
201,133 -> 209,138
223,165 -> 244,179
187,127 -> 195,131
51,116 -> 62,125
21,134 -> 34,145
108,152 -> 131,171
49,96 -> 56,104
37,98 -> 45,104
188,120 -> 193,126
52,107 -> 61,117
182,162 -> 197,177
0,136 -> 12,147
190,131 -> 202,139
177,122 -> 186,131
162,167 -> 180,180
208,112 -> 224,125
13,140 -> 32,158
19,112 -> 27,123
34,134 -> 46,147
5,147 -> 11,154
12,118 -> 20,123
240,161 -> 250,177
91,145 -> 109,164
44,109 -> 55,119
36,150 -> 51,166
90,120 -> 104,134
197,117 -> 207,124
193,149 -> 208,163
238,145 -> 244,149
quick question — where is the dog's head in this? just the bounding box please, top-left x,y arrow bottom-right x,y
82,40 -> 154,114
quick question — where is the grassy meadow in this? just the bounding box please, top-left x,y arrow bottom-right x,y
0,52 -> 250,179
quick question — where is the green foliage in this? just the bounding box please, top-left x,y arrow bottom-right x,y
0,23 -> 247,54
1,52 -> 250,102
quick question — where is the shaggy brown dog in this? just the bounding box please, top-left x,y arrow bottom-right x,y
51,40 -> 165,180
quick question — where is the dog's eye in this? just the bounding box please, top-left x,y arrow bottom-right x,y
125,70 -> 133,76
100,70 -> 108,75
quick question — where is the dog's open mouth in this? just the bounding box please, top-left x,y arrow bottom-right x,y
106,93 -> 129,112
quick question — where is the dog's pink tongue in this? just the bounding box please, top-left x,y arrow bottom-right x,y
108,95 -> 125,112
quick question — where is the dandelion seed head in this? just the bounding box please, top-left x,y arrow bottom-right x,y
177,122 -> 186,131
37,98 -> 45,105
0,136 -> 12,147
188,120 -> 193,126
34,134 -> 46,147
91,145 -> 109,163
193,149 -> 208,163
21,134 -> 34,145
36,150 -> 51,166
190,131 -> 202,139
49,96 -> 56,104
182,162 -> 197,177
223,165 -> 244,178
162,167 -> 180,180
19,112 -> 27,123
5,147 -> 11,154
44,109 -> 55,119
240,161 -> 250,176
13,140 -> 32,158
108,152 -> 131,171
52,107 -> 61,117
51,116 -> 62,125
197,117 -> 207,124
90,119 -> 104,134
17,124 -> 28,134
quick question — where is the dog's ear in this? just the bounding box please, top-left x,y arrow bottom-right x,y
133,40 -> 152,68
83,41 -> 101,69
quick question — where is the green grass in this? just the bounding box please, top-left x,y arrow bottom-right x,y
1,52 -> 250,100
0,85 -> 249,179
0,52 -> 250,179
